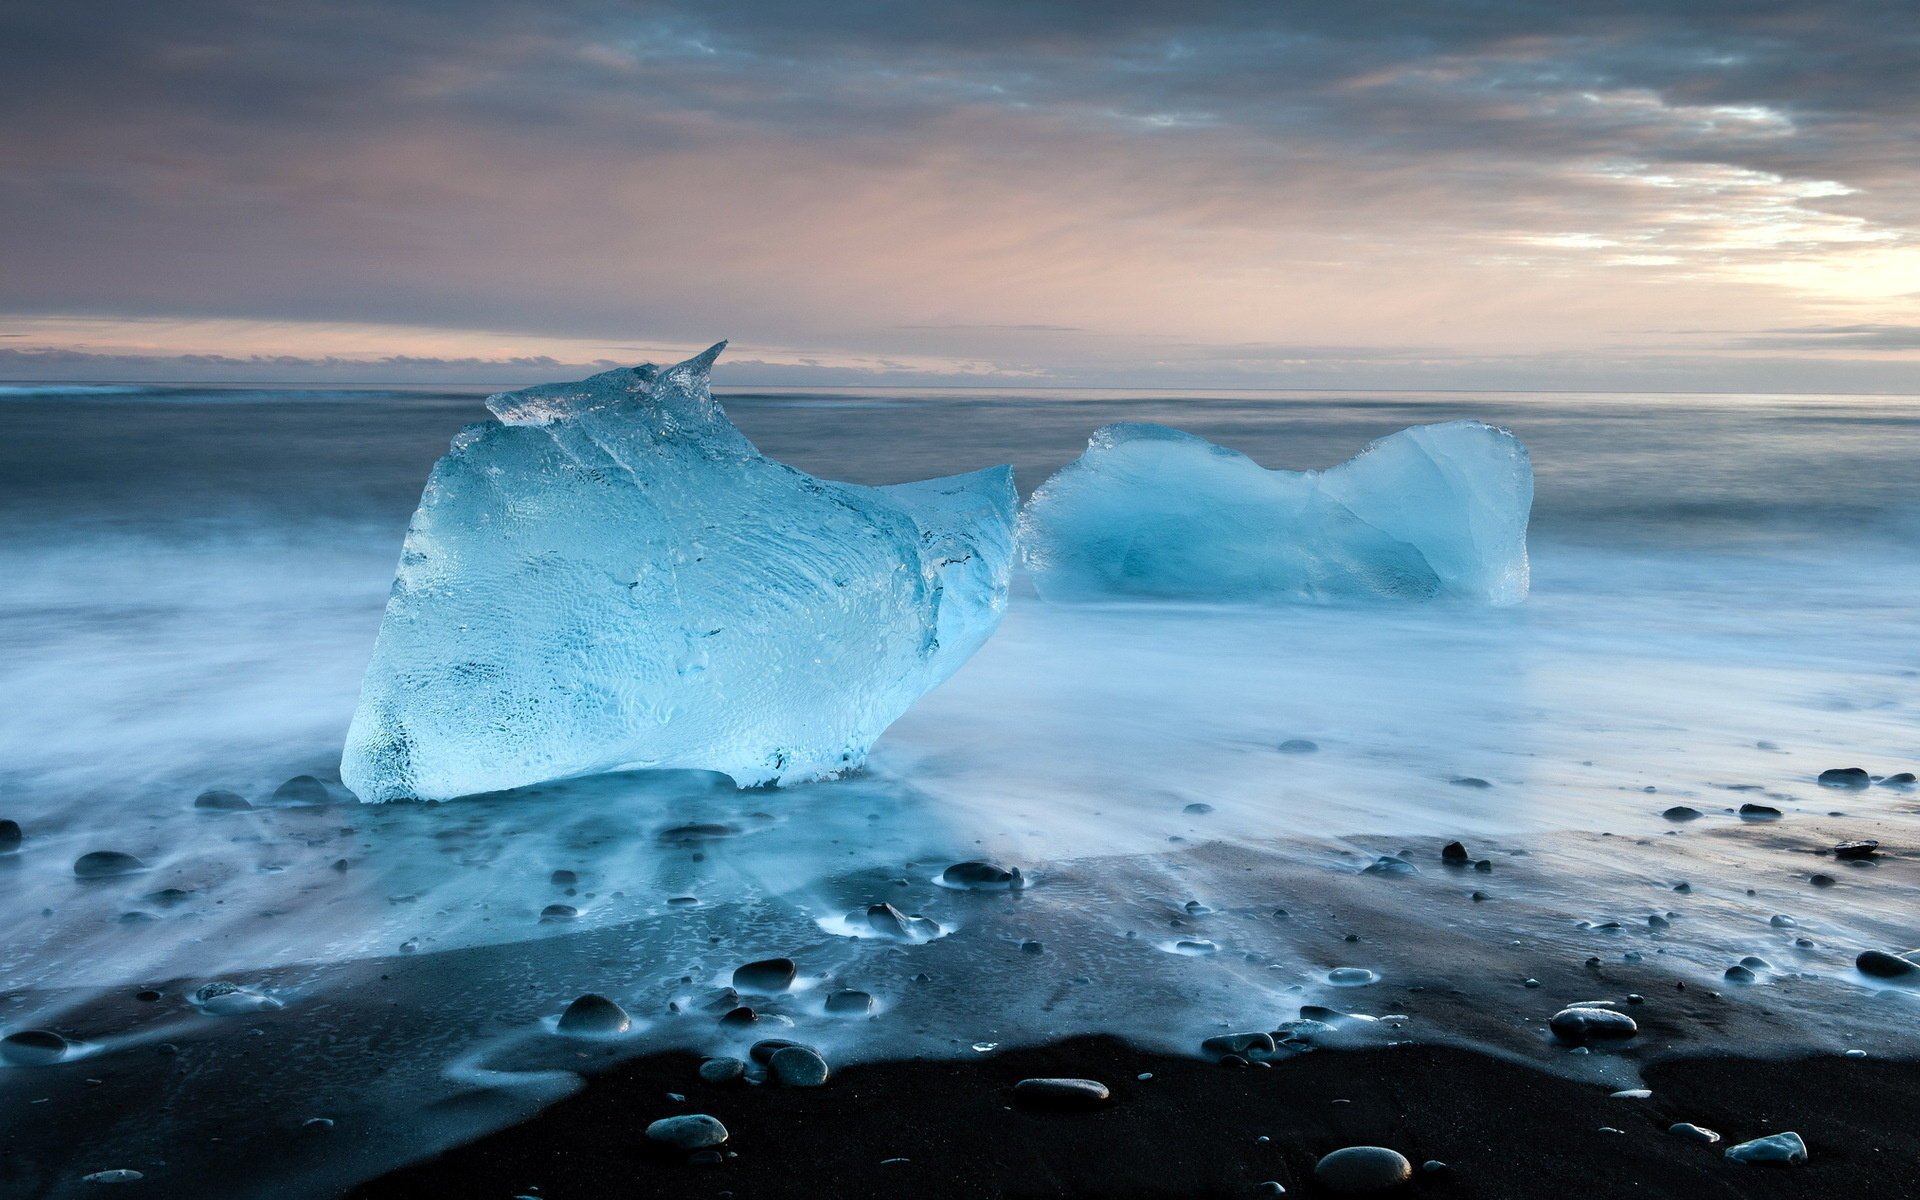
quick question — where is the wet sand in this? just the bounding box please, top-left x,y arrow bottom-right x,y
350,1037 -> 1920,1199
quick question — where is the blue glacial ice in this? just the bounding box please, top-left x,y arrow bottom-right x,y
341,343 -> 1016,801
1018,420 -> 1532,604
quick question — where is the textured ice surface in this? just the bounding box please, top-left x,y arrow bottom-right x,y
1019,420 -> 1532,604
341,343 -> 1016,801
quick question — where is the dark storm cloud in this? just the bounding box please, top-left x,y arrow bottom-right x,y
0,1 -> 1915,385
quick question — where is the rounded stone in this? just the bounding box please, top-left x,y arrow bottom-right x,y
1549,1006 -> 1637,1044
0,1029 -> 69,1066
1833,840 -> 1880,860
270,775 -> 333,805
1856,950 -> 1920,980
1314,1146 -> 1413,1193
550,869 -> 578,885
1738,803 -> 1781,820
1724,1131 -> 1807,1165
1662,806 -> 1703,821
1441,841 -> 1470,863
1013,1077 -> 1110,1110
697,1056 -> 746,1085
73,851 -> 146,878
1669,1122 -> 1721,1144
940,861 -> 1023,890
539,903 -> 578,921
748,1037 -> 813,1065
556,993 -> 630,1036
1817,767 -> 1870,788
1327,967 -> 1378,986
768,1045 -> 830,1088
645,1113 -> 728,1150
732,957 -> 796,992
193,789 -> 252,811
825,989 -> 874,1015
0,819 -> 19,851
1277,739 -> 1319,753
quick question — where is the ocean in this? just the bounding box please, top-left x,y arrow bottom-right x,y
1,380 -> 1916,1195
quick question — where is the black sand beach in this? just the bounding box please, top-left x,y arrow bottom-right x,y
352,1038 -> 1920,1199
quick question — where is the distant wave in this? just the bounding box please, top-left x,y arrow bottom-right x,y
0,383 -> 166,397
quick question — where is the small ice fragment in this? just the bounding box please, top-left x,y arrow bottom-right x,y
1725,1131 -> 1807,1165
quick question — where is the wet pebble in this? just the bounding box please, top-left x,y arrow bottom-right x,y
303,1117 -> 335,1134
1313,1146 -> 1413,1193
768,1045 -> 830,1087
1327,967 -> 1378,986
73,851 -> 146,878
825,989 -> 874,1015
1856,950 -> 1919,980
646,1114 -> 728,1150
1724,1131 -> 1807,1165
1441,841 -> 1470,864
748,1038 -> 813,1065
1662,806 -> 1703,821
1724,964 -> 1756,983
1769,915 -> 1795,927
732,957 -> 796,992
539,904 -> 578,921
1012,1077 -> 1109,1110
556,993 -> 630,1036
1202,1032 -> 1276,1059
81,1169 -> 144,1184
1,1029 -> 69,1066
1670,1122 -> 1721,1144
1737,803 -> 1781,820
1833,840 -> 1880,861
1183,802 -> 1214,814
698,1057 -> 746,1085
1817,767 -> 1870,788
1277,739 -> 1318,754
1450,776 -> 1492,788
1362,856 -> 1416,877
194,789 -> 251,811
1809,873 -> 1836,888
0,819 -> 19,852
550,869 -> 577,885
1549,1006 -> 1637,1044
271,775 -> 333,806
940,861 -> 1024,890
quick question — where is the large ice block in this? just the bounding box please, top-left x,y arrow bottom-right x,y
342,344 -> 1016,801
1018,420 -> 1531,604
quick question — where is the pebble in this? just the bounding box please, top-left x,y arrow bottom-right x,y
271,775 -> 333,805
768,1045 -> 830,1087
1817,767 -> 1870,788
550,869 -> 577,885
1256,1181 -> 1286,1195
1327,967 -> 1378,986
1810,873 -> 1836,888
0,819 -> 19,852
1833,840 -> 1880,860
698,1057 -> 746,1085
192,981 -> 281,1015
1724,965 -> 1756,983
1277,739 -> 1318,753
539,903 -> 578,921
1548,1006 -> 1637,1044
1313,1146 -> 1413,1193
194,789 -> 251,811
82,1170 -> 144,1184
1362,856 -> 1416,876
1202,1032 -> 1276,1058
303,1117 -> 335,1133
733,957 -> 797,992
1183,802 -> 1214,814
1662,806 -> 1703,821
1856,950 -> 1919,980
718,1006 -> 760,1026
940,861 -> 1023,890
825,989 -> 875,1015
1012,1077 -> 1110,1110
1441,841 -> 1469,864
645,1114 -> 729,1150
1450,776 -> 1492,788
1724,1131 -> 1807,1165
73,851 -> 146,878
1737,803 -> 1781,820
1881,772 -> 1917,786
556,993 -> 630,1036
1669,1122 -> 1721,1144
1,1029 -> 70,1066
1648,914 -> 1672,930
1611,1088 -> 1652,1099
1769,915 -> 1795,927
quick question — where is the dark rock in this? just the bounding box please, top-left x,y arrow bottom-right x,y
1450,776 -> 1492,788
768,1045 -> 830,1087
550,869 -> 577,885
1441,841 -> 1469,864
748,1038 -> 813,1065
645,1114 -> 728,1150
733,957 -> 796,992
657,822 -> 737,844
1474,858 -> 1493,873
717,1006 -> 759,1026
303,1117 -> 335,1134
556,993 -> 630,1036
940,861 -> 1023,890
1738,803 -> 1782,820
1012,1077 -> 1109,1110
1833,840 -> 1880,860
1201,1032 -> 1276,1059
1856,950 -> 1920,980
1670,1122 -> 1721,1144
1662,806 -> 1703,821
1277,739 -> 1319,753
698,1057 -> 746,1085
0,818 -> 18,852
0,1029 -> 69,1066
1548,1006 -> 1637,1044
1817,767 -> 1870,788
1183,802 -> 1214,814
1724,964 -> 1756,983
699,987 -> 740,1014
1880,772 -> 1916,786
1362,855 -> 1416,876
825,989 -> 874,1015
270,775 -> 333,806
1314,1145 -> 1413,1193
539,903 -> 578,921
1810,873 -> 1836,888
193,789 -> 251,811
73,851 -> 146,878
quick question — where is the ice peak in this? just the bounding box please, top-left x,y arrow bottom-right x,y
485,340 -> 731,430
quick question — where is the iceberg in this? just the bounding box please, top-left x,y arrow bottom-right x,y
1018,420 -> 1531,604
341,343 -> 1016,802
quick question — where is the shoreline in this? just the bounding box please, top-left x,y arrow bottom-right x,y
349,1035 -> 1920,1198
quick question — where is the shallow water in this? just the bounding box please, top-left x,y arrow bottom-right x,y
1,381 -> 1916,1195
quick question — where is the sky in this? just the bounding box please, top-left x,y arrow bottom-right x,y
3,0 -> 1917,391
